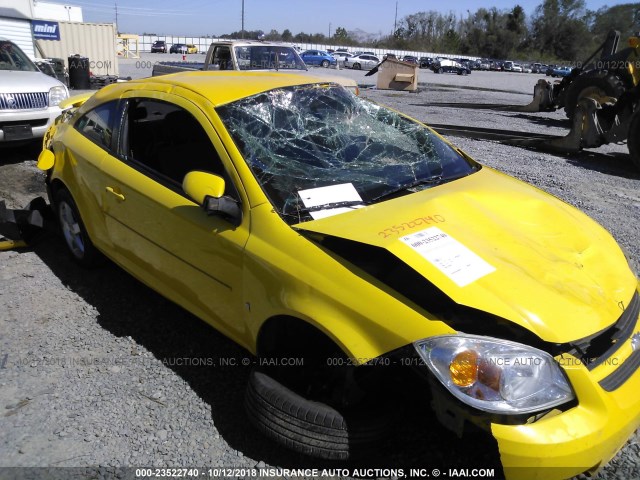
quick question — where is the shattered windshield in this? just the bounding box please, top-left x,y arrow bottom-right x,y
217,84 -> 478,223
233,46 -> 307,71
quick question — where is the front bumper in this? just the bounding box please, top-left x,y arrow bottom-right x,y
0,107 -> 62,142
493,290 -> 640,480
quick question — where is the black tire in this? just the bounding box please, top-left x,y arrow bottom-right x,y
245,369 -> 392,460
352,63 -> 361,70
54,188 -> 102,267
628,108 -> 640,171
321,60 -> 329,68
437,67 -> 444,74
563,73 -> 626,119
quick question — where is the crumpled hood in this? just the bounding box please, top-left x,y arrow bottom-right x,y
294,167 -> 637,343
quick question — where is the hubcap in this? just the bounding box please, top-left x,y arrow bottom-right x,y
59,201 -> 85,258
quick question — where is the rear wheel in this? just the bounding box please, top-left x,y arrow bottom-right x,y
54,188 -> 102,267
564,74 -> 626,119
352,63 -> 361,70
628,108 -> 640,171
437,67 -> 444,74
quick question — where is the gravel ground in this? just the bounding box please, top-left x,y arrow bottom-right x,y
0,57 -> 639,480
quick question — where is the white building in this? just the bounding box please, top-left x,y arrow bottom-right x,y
0,0 -> 82,57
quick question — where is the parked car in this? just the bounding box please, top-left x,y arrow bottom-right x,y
550,66 -> 573,77
38,71 -> 640,477
0,38 -> 68,143
478,59 -> 491,70
170,44 -> 188,54
332,51 -> 353,60
419,57 -> 433,68
384,53 -> 397,60
151,40 -> 167,53
402,55 -> 418,64
531,62 -> 543,74
343,53 -> 380,70
300,50 -> 337,68
151,40 -> 358,95
431,58 -> 471,75
512,63 -> 523,73
186,44 -> 198,54
545,65 -> 558,76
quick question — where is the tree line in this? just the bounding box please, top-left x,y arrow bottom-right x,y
219,1 -> 639,62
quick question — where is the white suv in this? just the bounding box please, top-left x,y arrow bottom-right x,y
0,38 -> 68,143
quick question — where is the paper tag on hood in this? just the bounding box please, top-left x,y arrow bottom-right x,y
400,227 -> 495,287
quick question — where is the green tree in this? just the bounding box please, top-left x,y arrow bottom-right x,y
264,29 -> 281,41
531,0 -> 590,60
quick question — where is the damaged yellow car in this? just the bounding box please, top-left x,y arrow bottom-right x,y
38,71 -> 639,479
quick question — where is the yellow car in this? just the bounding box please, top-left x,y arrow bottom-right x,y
186,44 -> 198,54
38,71 -> 639,479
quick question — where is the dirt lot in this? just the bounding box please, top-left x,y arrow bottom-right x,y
1,61 -> 639,479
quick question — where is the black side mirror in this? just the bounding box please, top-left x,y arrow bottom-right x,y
203,195 -> 242,227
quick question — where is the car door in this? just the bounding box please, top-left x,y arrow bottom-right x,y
303,50 -> 318,65
98,91 -> 250,343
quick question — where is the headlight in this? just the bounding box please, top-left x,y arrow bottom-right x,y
49,86 -> 68,106
415,334 -> 575,414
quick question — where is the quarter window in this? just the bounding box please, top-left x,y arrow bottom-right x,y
75,101 -> 118,150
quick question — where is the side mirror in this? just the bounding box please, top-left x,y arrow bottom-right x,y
182,171 -> 242,226
37,149 -> 55,171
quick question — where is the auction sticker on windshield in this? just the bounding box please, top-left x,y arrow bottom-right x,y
401,227 -> 495,287
298,183 -> 363,219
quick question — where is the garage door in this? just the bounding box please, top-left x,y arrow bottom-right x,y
0,17 -> 35,58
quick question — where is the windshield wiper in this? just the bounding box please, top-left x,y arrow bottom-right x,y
370,175 -> 443,203
296,200 -> 365,213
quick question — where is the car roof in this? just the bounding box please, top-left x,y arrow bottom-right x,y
99,71 -> 334,107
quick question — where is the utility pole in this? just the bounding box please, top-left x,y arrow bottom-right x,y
394,1 -> 398,36
241,0 -> 245,39
115,1 -> 118,29
329,22 -> 331,39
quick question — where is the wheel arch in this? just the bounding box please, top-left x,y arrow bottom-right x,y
48,177 -> 109,255
256,314 -> 348,362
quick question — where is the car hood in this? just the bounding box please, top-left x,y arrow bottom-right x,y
294,167 -> 637,344
0,70 -> 66,93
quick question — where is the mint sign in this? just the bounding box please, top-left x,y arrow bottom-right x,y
32,20 -> 60,41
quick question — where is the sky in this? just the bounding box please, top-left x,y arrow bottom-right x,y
78,0 -> 630,37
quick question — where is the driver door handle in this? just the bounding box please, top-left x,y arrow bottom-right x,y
106,186 -> 126,201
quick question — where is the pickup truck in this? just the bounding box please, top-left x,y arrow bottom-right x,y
152,40 -> 358,92
0,38 -> 69,143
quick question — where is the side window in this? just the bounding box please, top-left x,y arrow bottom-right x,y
212,46 -> 231,70
121,98 -> 229,191
75,101 -> 118,150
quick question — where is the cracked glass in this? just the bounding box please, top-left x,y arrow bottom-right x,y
217,84 -> 478,223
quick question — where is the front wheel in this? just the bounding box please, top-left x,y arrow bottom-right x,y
563,74 -> 626,119
352,63 -> 361,70
321,60 -> 329,68
245,368 -> 392,460
55,188 -> 102,267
